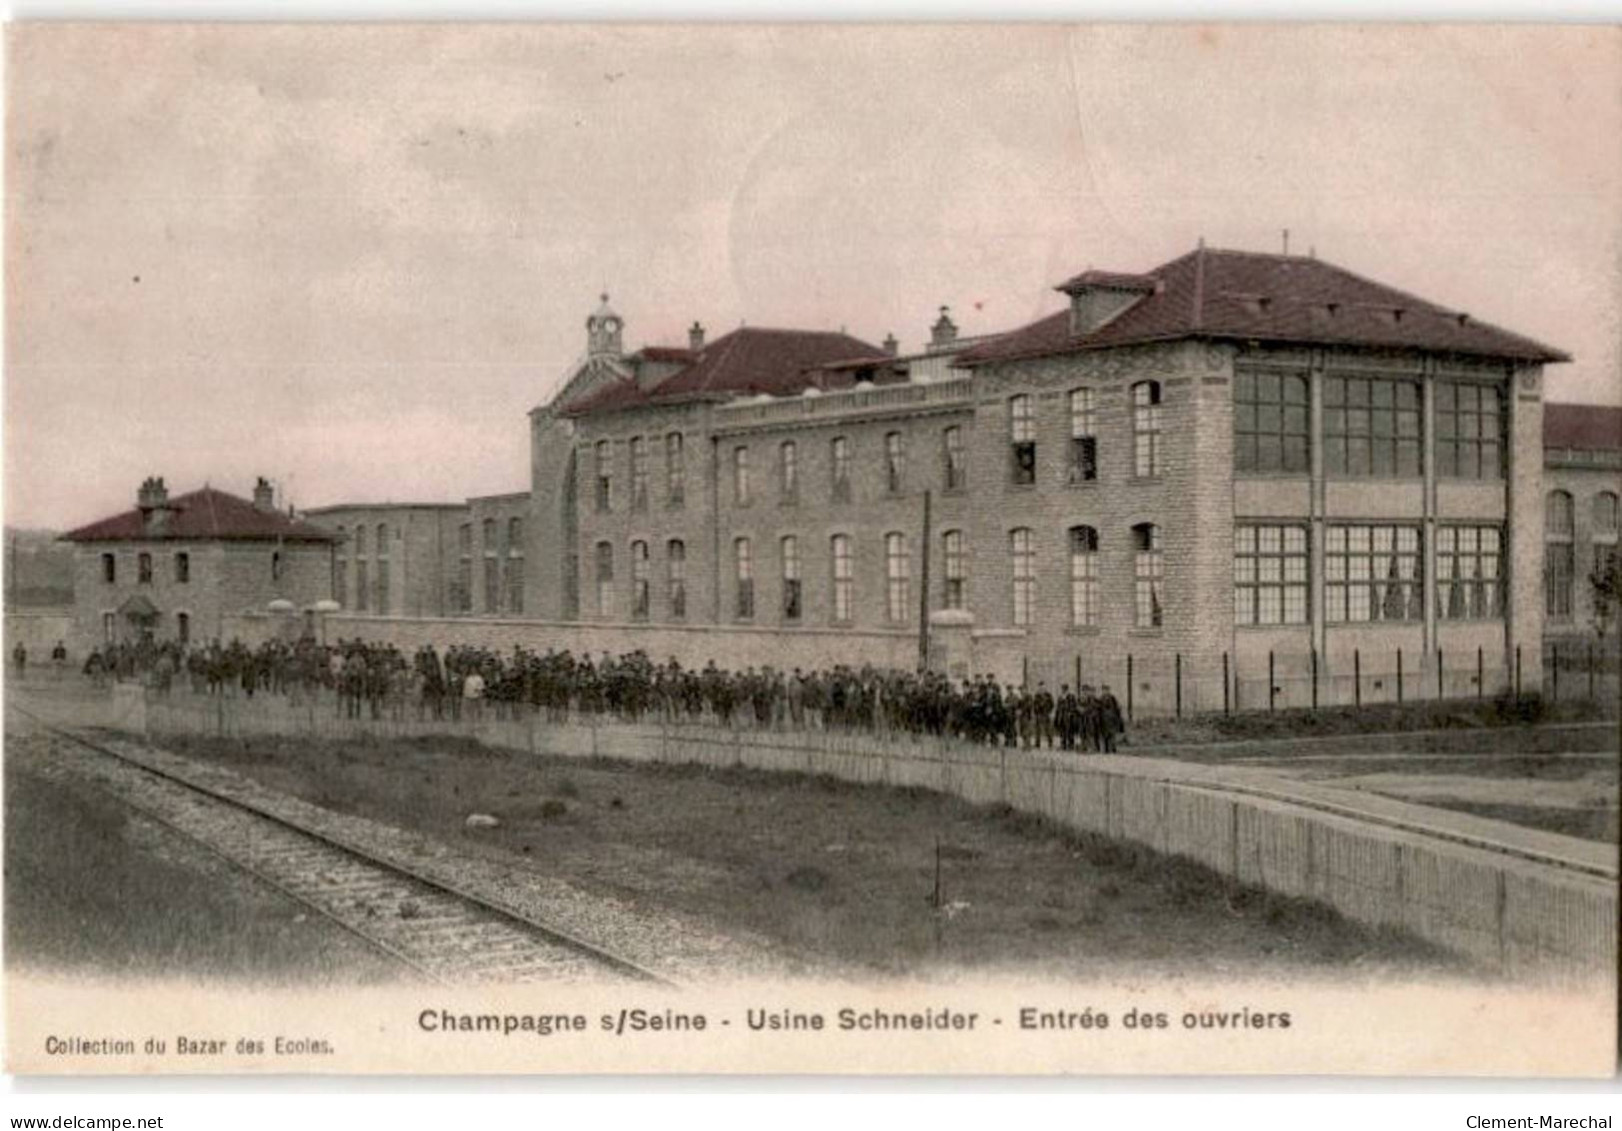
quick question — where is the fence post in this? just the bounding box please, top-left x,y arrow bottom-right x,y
1437,646 -> 1444,701
1396,648 -> 1404,705
1354,648 -> 1362,709
1126,654 -> 1134,722
1222,652 -> 1230,716
1175,653 -> 1182,720
1515,644 -> 1522,699
1268,651 -> 1276,712
1477,646 -> 1484,700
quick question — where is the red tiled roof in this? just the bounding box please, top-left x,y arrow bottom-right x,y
62,487 -> 338,543
958,247 -> 1570,367
1544,403 -> 1622,452
634,346 -> 697,364
561,378 -> 656,417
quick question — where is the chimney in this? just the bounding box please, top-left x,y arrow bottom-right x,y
688,321 -> 706,351
137,476 -> 174,536
253,476 -> 276,512
882,332 -> 899,357
929,306 -> 958,351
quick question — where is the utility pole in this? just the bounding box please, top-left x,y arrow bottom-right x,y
917,489 -> 932,672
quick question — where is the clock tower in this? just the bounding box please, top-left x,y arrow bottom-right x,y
586,293 -> 624,359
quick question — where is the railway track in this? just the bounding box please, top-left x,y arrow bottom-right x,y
11,705 -> 673,987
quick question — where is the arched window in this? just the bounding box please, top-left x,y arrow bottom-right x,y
665,432 -> 685,508
1010,528 -> 1035,626
629,436 -> 648,511
666,540 -> 687,620
1068,526 -> 1098,628
884,432 -> 906,494
377,523 -> 388,551
1593,491 -> 1619,538
1132,381 -> 1162,477
885,532 -> 910,622
1547,490 -> 1575,618
733,446 -> 751,506
176,612 -> 190,645
630,540 -> 650,620
781,536 -> 802,621
1009,395 -> 1036,484
734,537 -> 754,619
831,534 -> 853,621
780,441 -> 799,502
942,530 -> 966,610
831,437 -> 852,502
943,427 -> 966,491
594,440 -> 612,512
1133,523 -> 1163,627
1068,388 -> 1098,482
594,541 -> 614,618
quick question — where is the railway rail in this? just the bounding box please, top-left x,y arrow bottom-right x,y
10,704 -> 673,987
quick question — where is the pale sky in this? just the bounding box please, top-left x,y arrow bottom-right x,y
6,23 -> 1620,530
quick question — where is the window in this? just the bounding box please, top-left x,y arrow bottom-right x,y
831,534 -> 853,621
1132,381 -> 1163,477
269,552 -> 280,583
667,540 -> 687,619
1068,526 -> 1099,627
507,519 -> 525,614
942,530 -> 966,610
1010,527 -> 1035,626
884,432 -> 906,494
1546,490 -> 1575,619
482,556 -> 497,614
885,532 -> 910,622
1323,374 -> 1421,477
1234,371 -> 1309,473
378,558 -> 392,614
831,437 -> 852,503
1234,525 -> 1309,626
1009,395 -> 1036,485
336,559 -> 348,608
101,553 -> 116,584
376,523 -> 388,552
138,552 -> 152,584
457,523 -> 471,554
734,537 -> 754,619
630,540 -> 650,620
176,612 -> 190,644
1437,526 -> 1504,620
595,542 -> 614,618
781,536 -> 802,621
1068,388 -> 1098,483
1595,492 -> 1620,581
102,612 -> 114,645
355,561 -> 369,612
456,524 -> 472,613
666,432 -> 685,508
174,552 -> 189,584
595,440 -> 612,512
355,525 -> 367,554
1325,525 -> 1423,623
733,446 -> 751,506
482,518 -> 495,552
630,437 -> 649,511
1133,523 -> 1164,627
943,426 -> 967,491
1435,381 -> 1504,479
780,441 -> 798,502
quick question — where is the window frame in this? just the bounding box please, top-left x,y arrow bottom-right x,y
1132,522 -> 1164,628
1068,525 -> 1099,628
781,535 -> 802,622
1323,374 -> 1423,478
1010,527 -> 1035,626
1132,381 -> 1163,479
830,534 -> 853,623
1436,524 -> 1505,621
1233,524 -> 1310,626
885,531 -> 910,623
1009,395 -> 1036,485
1324,523 -> 1424,624
1234,370 -> 1310,475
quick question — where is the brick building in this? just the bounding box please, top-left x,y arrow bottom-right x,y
61,477 -> 335,651
301,502 -> 465,617
1542,404 -> 1622,640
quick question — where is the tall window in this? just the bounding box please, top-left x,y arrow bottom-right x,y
885,532 -> 910,622
1068,526 -> 1099,627
355,561 -> 369,612
1234,524 -> 1309,626
1435,381 -> 1504,479
780,441 -> 799,502
101,553 -> 116,583
271,551 -> 282,583
1595,491 -> 1620,580
174,552 -> 190,584
1546,490 -> 1575,619
336,559 -> 348,608
781,536 -> 802,621
376,523 -> 388,553
666,432 -> 685,508
1009,395 -> 1036,485
481,519 -> 497,614
176,612 -> 190,644
1010,527 -> 1035,626
1234,371 -> 1309,473
734,537 -> 754,619
138,552 -> 152,584
1132,381 -> 1163,477
1133,523 -> 1164,627
506,518 -> 525,615
1068,388 -> 1098,483
831,436 -> 852,502
594,440 -> 612,512
1437,526 -> 1504,620
831,534 -> 853,622
667,540 -> 687,619
1325,524 -> 1423,623
630,540 -> 650,620
594,541 -> 614,618
456,523 -> 472,613
355,525 -> 367,554
884,432 -> 906,495
943,426 -> 967,491
1323,374 -> 1421,477
942,530 -> 966,610
630,436 -> 649,511
377,557 -> 392,614
733,446 -> 751,506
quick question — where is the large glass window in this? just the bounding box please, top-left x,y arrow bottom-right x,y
733,446 -> 751,506
734,537 -> 754,619
1436,525 -> 1504,620
1009,396 -> 1036,485
942,530 -> 966,610
667,539 -> 687,620
1435,381 -> 1504,479
629,437 -> 649,511
1325,524 -> 1422,622
884,432 -> 906,495
780,441 -> 798,502
781,536 -> 802,621
1234,371 -> 1309,473
1133,523 -> 1164,627
1010,527 -> 1035,626
630,540 -> 650,620
594,441 -> 612,512
943,426 -> 966,491
885,532 -> 910,622
831,437 -> 852,502
1068,388 -> 1097,483
666,432 -> 685,508
1324,374 -> 1421,477
1068,526 -> 1099,627
594,541 -> 614,618
1234,524 -> 1309,625
1546,490 -> 1575,619
831,534 -> 853,622
1132,381 -> 1163,478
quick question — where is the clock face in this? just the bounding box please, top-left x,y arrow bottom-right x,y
603,317 -> 620,334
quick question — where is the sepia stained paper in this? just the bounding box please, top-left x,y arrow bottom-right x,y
3,21 -> 1619,1078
